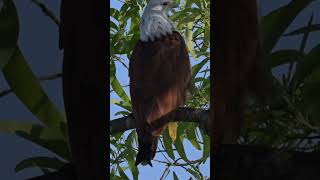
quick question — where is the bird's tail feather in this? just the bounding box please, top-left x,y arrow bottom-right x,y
135,135 -> 159,167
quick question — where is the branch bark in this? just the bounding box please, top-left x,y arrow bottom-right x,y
110,107 -> 210,134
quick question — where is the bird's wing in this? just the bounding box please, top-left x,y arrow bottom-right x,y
129,32 -> 191,125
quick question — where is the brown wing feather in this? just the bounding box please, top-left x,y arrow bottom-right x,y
129,32 -> 191,166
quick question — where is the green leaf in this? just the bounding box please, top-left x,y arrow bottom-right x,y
201,129 -> 210,163
267,49 -> 305,68
110,60 -> 116,83
16,131 -> 71,160
2,47 -> 66,134
293,44 -> 320,87
185,123 -> 201,150
111,77 -> 130,103
0,0 -> 19,69
114,111 -> 130,116
185,22 -> 196,58
112,100 -> 132,112
168,122 -> 178,142
110,8 -> 120,19
117,165 -> 130,180
261,0 -> 314,53
187,168 -> 202,180
0,120 -> 64,140
173,171 -> 179,180
192,57 -> 209,80
125,154 -> 139,180
0,120 -> 38,134
284,24 -> 320,36
174,123 -> 188,162
306,66 -> 320,83
163,128 -> 175,160
15,156 -> 65,173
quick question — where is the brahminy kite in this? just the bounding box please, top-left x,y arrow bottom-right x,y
129,0 -> 192,166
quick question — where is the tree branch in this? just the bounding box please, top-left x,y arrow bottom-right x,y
110,107 -> 210,134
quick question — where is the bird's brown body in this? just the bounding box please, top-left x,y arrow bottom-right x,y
130,31 -> 191,166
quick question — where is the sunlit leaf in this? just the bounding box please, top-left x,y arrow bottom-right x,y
163,128 -> 175,160
168,122 -> 178,142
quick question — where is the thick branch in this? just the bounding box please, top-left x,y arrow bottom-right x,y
110,107 -> 209,134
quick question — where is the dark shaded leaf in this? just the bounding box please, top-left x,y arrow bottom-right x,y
267,49 -> 305,68
15,156 -> 65,173
284,24 -> 320,36
261,0 -> 314,53
0,0 -> 19,68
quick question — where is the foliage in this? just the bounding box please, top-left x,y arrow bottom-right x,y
0,0 -> 319,179
110,0 -> 210,179
0,0 -> 69,175
241,0 -> 320,152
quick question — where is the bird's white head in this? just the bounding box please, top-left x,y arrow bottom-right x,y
139,0 -> 179,42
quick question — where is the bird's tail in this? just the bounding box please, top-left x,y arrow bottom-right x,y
135,134 -> 159,167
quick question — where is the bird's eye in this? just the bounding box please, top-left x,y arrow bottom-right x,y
162,2 -> 168,5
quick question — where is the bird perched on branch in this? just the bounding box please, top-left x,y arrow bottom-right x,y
129,0 -> 192,166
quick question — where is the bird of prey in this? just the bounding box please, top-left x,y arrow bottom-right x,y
129,0 -> 192,167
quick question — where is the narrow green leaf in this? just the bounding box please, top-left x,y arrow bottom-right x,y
111,77 -> 130,103
201,129 -> 210,163
0,0 -> 19,69
16,131 -> 71,160
2,47 -> 66,132
168,122 -> 178,142
0,120 -> 64,140
117,165 -> 130,180
15,156 -> 65,173
187,168 -> 202,180
284,24 -> 320,36
185,22 -> 196,58
110,8 -> 120,19
261,0 -> 314,53
174,123 -> 188,162
125,154 -> 139,180
267,49 -> 305,68
185,123 -> 201,150
110,60 -> 116,84
112,100 -> 132,112
114,111 -> 130,116
163,128 -> 175,160
293,44 -> 320,87
173,171 -> 179,180
192,57 -> 209,80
